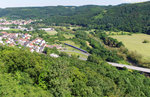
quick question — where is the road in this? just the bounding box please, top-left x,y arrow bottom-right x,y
60,47 -> 150,73
108,62 -> 150,73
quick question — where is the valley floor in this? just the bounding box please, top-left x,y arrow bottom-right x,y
111,34 -> 150,61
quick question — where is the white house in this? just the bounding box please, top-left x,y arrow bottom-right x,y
50,53 -> 59,58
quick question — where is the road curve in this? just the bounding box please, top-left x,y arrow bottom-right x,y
108,62 -> 150,73
60,44 -> 150,73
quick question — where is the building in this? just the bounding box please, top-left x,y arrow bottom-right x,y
39,28 -> 55,31
50,53 -> 59,58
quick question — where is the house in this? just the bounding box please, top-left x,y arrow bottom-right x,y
39,28 -> 55,31
35,46 -> 40,52
0,27 -> 10,30
35,38 -> 43,43
50,53 -> 59,58
18,38 -> 27,45
6,40 -> 11,44
30,48 -> 34,52
26,43 -> 34,48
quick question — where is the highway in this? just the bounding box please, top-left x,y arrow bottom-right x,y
61,50 -> 150,73
108,62 -> 150,73
61,44 -> 150,73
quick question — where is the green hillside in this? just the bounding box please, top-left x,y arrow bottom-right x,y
0,5 -> 106,19
0,46 -> 150,96
0,2 -> 150,33
94,1 -> 150,34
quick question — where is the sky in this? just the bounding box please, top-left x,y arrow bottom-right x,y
0,0 -> 149,8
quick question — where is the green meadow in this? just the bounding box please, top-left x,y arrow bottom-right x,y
111,34 -> 150,61
46,30 -> 58,35
63,34 -> 75,39
106,31 -> 130,35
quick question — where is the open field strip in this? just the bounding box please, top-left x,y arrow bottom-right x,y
46,30 -> 58,35
111,34 -> 150,61
63,34 -> 75,39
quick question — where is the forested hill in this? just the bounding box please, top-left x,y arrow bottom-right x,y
0,5 -> 106,19
93,1 -> 150,34
0,46 -> 150,96
0,1 -> 150,33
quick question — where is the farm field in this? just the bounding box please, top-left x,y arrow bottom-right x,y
46,30 -> 58,35
106,31 -> 130,35
63,34 -> 75,39
10,29 -> 21,31
111,34 -> 150,61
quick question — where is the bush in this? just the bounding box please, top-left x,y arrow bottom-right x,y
142,40 -> 149,43
127,51 -> 142,65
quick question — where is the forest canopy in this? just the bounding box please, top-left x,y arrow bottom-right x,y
0,46 -> 150,96
0,1 -> 149,33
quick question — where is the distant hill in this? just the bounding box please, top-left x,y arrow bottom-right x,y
0,1 -> 150,33
0,5 -> 107,27
0,5 -> 106,19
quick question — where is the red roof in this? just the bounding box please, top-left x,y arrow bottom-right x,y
29,43 -> 33,46
1,32 -> 7,34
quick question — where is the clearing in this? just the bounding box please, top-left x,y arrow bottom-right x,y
46,30 -> 58,35
63,34 -> 75,39
106,31 -> 130,35
111,34 -> 150,61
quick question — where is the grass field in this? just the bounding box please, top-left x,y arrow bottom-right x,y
61,40 -> 80,50
86,41 -> 92,48
111,34 -> 150,61
63,34 -> 75,39
46,30 -> 58,35
85,29 -> 95,34
106,31 -> 130,35
10,29 -> 21,31
62,51 -> 88,59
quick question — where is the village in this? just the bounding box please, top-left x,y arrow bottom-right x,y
0,19 -> 35,31
0,19 -> 34,25
0,19 -> 56,32
0,31 -> 62,57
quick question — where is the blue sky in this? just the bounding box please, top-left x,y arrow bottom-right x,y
0,0 -> 149,8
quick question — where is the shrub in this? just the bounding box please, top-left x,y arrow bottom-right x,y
142,40 -> 149,43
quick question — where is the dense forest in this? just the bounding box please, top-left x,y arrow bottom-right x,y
0,1 -> 150,33
0,5 -> 106,20
93,2 -> 150,34
0,46 -> 150,96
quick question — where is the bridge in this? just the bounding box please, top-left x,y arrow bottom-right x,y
108,62 -> 150,73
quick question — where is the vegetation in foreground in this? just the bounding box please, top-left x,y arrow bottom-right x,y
0,46 -> 150,97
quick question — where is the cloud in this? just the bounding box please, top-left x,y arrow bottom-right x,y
123,0 -> 149,3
